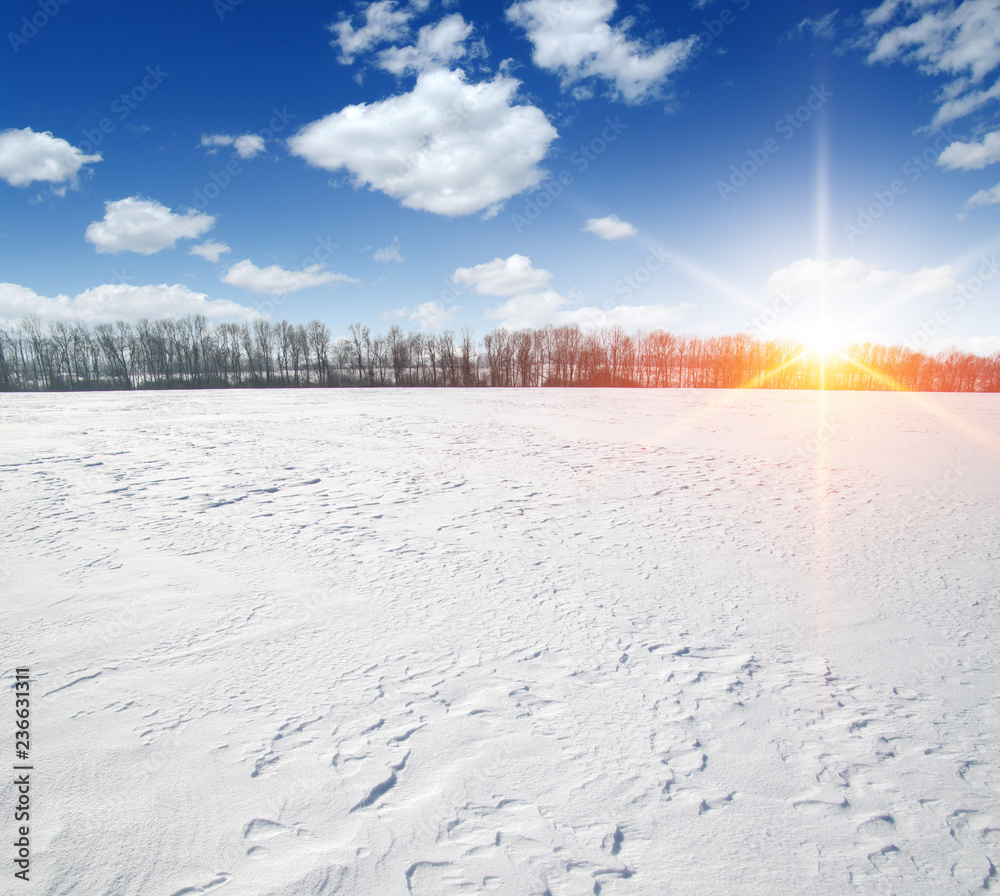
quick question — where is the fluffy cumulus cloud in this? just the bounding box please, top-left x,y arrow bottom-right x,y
759,257 -> 1000,349
583,214 -> 637,240
937,128 -> 1000,169
765,258 -> 959,342
85,197 -> 215,255
564,301 -> 696,330
0,127 -> 101,191
221,259 -> 358,296
330,0 -> 414,63
768,257 -> 958,302
383,300 -> 458,329
505,0 -> 699,103
200,133 -> 267,159
189,240 -> 231,263
485,290 -> 569,329
288,68 -> 557,217
378,14 -> 474,74
456,250 -> 694,330
485,290 -> 695,331
452,254 -> 552,295
0,281 -> 260,324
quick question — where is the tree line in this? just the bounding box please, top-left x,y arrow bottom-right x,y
2,314 -> 998,392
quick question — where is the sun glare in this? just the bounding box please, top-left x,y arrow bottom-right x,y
799,323 -> 850,360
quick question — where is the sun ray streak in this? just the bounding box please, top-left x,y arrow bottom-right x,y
839,354 -> 1000,455
651,245 -> 761,312
812,383 -> 832,650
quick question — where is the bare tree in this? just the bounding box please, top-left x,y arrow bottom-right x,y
458,326 -> 473,386
347,322 -> 368,384
388,325 -> 407,385
6,314 -> 1000,394
308,320 -> 332,385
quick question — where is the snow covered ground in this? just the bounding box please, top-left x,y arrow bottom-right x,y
2,388 -> 998,896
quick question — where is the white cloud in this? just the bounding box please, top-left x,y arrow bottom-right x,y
221,259 -> 358,296
384,300 -> 458,329
788,11 -> 839,40
863,1 -> 904,28
85,197 -> 215,255
485,290 -> 569,329
0,127 -> 101,190
763,257 -> 960,341
452,254 -> 552,295
0,281 -> 260,324
963,334 -> 1000,354
189,240 -> 231,263
966,181 -> 1000,205
200,134 -> 231,152
767,257 -> 958,302
866,0 -> 1000,83
505,0 -> 699,103
233,135 -> 266,159
374,237 -> 404,262
859,1 -> 1000,128
857,3 -> 1000,212
485,289 -> 695,330
330,0 -> 414,64
933,78 -> 1000,127
583,214 -> 637,240
937,128 -> 1000,169
379,14 -> 473,74
562,301 -> 697,330
288,68 -> 557,217
200,133 -> 266,159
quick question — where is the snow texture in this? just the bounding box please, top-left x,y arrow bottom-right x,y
1,389 -> 998,895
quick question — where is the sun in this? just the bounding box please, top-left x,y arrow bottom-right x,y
797,321 -> 851,360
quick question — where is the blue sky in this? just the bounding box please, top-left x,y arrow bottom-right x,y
2,0 -> 999,354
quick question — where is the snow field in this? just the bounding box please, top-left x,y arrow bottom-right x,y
1,388 -> 998,895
